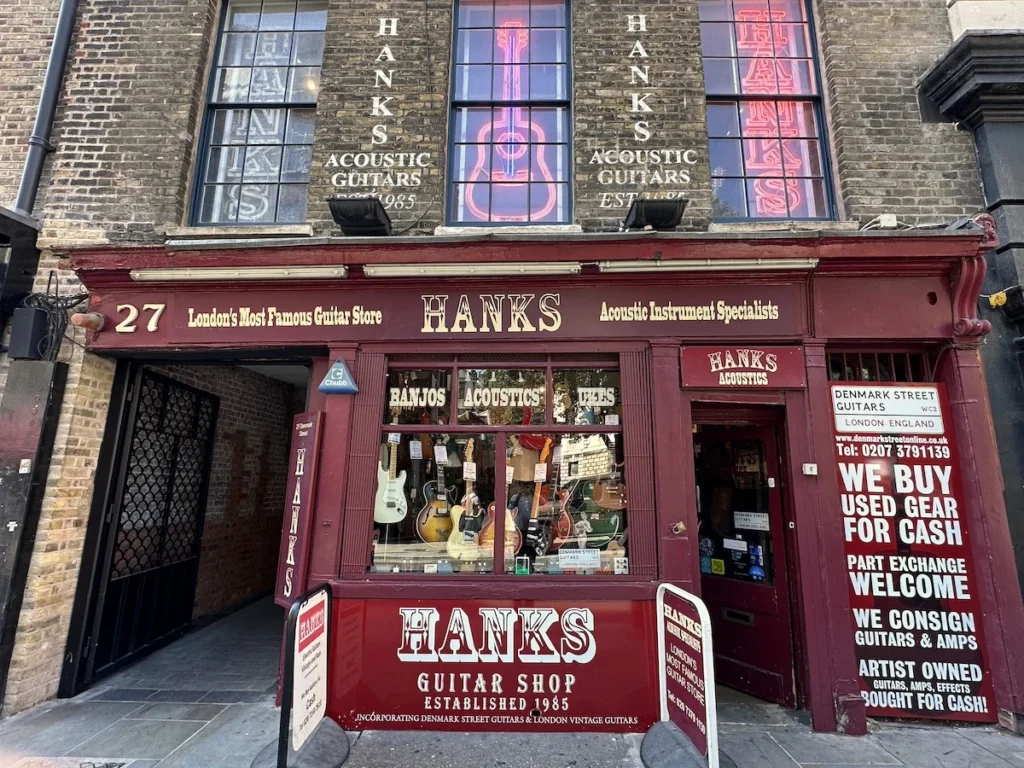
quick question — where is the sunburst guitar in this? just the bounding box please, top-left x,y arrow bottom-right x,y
446,439 -> 482,562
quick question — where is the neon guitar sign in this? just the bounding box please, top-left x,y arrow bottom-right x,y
462,22 -> 559,222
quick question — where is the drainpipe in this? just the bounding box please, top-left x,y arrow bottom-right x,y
13,0 -> 78,217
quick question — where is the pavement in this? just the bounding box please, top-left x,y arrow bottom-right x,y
0,598 -> 1020,767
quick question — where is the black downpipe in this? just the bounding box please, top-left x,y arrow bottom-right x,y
13,0 -> 79,217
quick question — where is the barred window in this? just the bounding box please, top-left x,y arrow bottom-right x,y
193,0 -> 327,225
448,0 -> 572,225
700,0 -> 832,220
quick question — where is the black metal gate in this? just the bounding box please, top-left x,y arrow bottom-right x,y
81,368 -> 218,683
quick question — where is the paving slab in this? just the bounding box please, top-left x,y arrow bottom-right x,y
122,702 -> 226,722
960,731 -> 1024,764
63,719 -> 206,761
719,731 -> 800,767
0,702 -> 142,759
154,702 -> 280,768
874,729 -> 1016,768
769,730 -> 903,765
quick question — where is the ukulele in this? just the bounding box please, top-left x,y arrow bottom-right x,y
446,439 -> 482,562
373,414 -> 408,524
525,437 -> 554,556
461,23 -> 558,222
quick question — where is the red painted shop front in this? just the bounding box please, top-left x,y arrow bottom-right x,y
69,230 -> 1024,735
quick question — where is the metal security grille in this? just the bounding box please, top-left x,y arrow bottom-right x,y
827,351 -> 930,383
87,369 -> 218,681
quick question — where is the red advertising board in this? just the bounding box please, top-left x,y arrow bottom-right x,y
85,283 -> 808,350
274,412 -> 324,608
681,346 -> 805,388
327,598 -> 659,732
656,585 -> 718,762
830,383 -> 995,722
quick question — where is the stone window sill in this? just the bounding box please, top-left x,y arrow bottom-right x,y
163,224 -> 314,241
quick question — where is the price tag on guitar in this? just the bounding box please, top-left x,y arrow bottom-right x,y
534,462 -> 547,483
434,445 -> 448,465
462,461 -> 477,481
552,446 -> 562,465
387,433 -> 401,444
409,439 -> 423,460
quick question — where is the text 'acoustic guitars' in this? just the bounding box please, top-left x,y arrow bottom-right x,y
373,415 -> 407,524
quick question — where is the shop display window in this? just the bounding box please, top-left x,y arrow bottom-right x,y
370,365 -> 629,576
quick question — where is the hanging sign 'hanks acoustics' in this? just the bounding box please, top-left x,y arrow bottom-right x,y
830,384 -> 995,722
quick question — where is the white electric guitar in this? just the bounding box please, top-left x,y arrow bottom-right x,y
374,417 -> 408,524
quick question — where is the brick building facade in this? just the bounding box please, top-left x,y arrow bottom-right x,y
1,0 -> 1022,737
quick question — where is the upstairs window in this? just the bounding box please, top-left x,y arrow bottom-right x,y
448,0 -> 572,225
700,0 -> 832,220
193,0 -> 327,225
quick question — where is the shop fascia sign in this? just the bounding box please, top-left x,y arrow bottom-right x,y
681,346 -> 806,388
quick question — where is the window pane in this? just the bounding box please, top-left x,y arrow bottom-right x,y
237,184 -> 278,221
248,67 -> 288,101
370,433 -> 496,575
738,58 -> 777,93
206,146 -> 244,182
248,108 -> 287,143
276,184 -> 309,222
386,370 -> 452,424
531,107 -> 567,142
529,65 -> 566,99
531,0 -> 566,27
287,66 -> 320,101
280,145 -> 312,182
710,138 -> 744,177
770,0 -> 806,22
494,2 -> 530,27
260,0 -> 296,30
226,0 -> 262,31
780,59 -> 815,95
452,182 -> 490,222
244,145 -> 282,182
454,65 -> 492,100
773,23 -> 810,57
529,183 -> 566,222
700,23 -> 736,57
782,138 -> 821,176
733,0 -> 770,18
452,144 -> 488,182
787,178 -> 827,218
491,143 -> 525,181
698,0 -> 734,21
285,108 -> 316,143
458,0 -> 494,28
743,138 -> 783,175
695,432 -> 775,584
491,182 -> 529,220
492,66 -> 523,100
453,107 -> 492,142
219,33 -> 256,66
780,100 -> 817,137
505,433 -> 628,576
740,100 -> 779,136
200,185 -> 239,223
746,178 -> 789,218
254,31 -> 292,65
704,58 -> 739,94
707,103 -> 740,137
456,29 -> 493,63
295,0 -> 328,30
458,369 -> 545,425
553,370 -> 622,425
211,109 -> 250,144
713,177 -> 748,218
531,144 -> 567,181
214,68 -> 252,102
530,29 -> 565,63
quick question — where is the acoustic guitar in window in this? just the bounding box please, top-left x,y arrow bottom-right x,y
447,439 -> 482,562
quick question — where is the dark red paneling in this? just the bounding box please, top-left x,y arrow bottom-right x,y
307,357 -> 330,412
621,350 -> 656,580
795,344 -> 865,734
814,276 -> 952,340
936,348 -> 1024,716
308,347 -> 357,584
339,351 -> 387,577
650,343 -> 695,590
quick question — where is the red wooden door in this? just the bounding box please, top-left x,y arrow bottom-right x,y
693,424 -> 796,707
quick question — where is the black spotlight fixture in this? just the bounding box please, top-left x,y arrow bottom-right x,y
328,196 -> 393,236
622,198 -> 689,232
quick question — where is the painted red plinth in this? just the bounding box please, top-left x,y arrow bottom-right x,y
327,598 -> 659,732
830,383 -> 996,722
